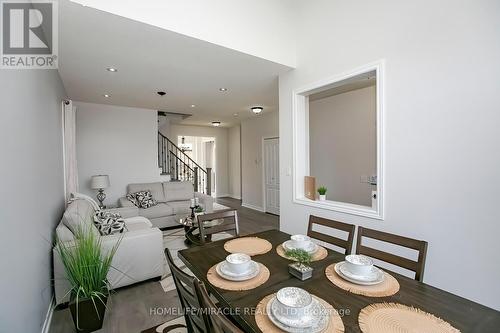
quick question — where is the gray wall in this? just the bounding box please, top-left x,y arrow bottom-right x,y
75,102 -> 160,205
309,86 -> 376,206
241,112 -> 279,210
0,70 -> 66,332
279,0 -> 500,310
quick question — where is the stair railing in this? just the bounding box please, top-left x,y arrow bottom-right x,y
158,132 -> 211,195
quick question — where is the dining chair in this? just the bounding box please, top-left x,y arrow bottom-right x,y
197,209 -> 240,244
195,281 -> 244,333
307,215 -> 356,254
355,226 -> 428,282
165,249 -> 210,332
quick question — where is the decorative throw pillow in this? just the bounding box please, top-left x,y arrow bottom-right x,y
93,211 -> 126,235
126,190 -> 157,209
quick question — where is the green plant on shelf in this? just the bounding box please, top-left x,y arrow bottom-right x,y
284,248 -> 312,267
317,186 -> 327,195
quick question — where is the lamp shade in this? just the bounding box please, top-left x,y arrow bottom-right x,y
90,175 -> 110,189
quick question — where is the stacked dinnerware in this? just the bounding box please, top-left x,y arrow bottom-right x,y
334,254 -> 385,285
266,287 -> 329,333
282,234 -> 318,254
216,253 -> 260,281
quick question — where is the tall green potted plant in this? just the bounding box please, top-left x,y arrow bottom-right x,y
56,227 -> 121,333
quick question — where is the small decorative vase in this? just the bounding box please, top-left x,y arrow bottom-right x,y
319,194 -> 326,201
288,262 -> 313,281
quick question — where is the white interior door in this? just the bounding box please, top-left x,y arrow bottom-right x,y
264,138 -> 280,215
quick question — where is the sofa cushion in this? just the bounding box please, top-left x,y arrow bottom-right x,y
139,203 -> 174,219
166,200 -> 191,214
163,181 -> 194,202
93,211 -> 126,235
128,182 -> 166,202
61,199 -> 100,237
127,190 -> 158,209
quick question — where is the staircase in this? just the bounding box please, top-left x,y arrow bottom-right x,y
158,132 -> 212,195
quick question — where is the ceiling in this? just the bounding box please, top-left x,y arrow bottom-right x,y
58,0 -> 292,127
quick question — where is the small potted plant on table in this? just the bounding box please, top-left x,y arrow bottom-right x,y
285,249 -> 313,280
56,227 -> 121,333
317,186 -> 327,201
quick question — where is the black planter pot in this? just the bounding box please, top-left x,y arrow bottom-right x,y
69,293 -> 108,333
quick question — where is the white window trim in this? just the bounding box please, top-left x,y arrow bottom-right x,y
292,60 -> 385,220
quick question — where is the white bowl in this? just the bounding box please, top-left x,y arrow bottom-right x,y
225,253 -> 251,274
275,287 -> 313,320
345,254 -> 374,276
290,235 -> 312,250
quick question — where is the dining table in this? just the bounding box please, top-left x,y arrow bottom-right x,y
178,229 -> 500,332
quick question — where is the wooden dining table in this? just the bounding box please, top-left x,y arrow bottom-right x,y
178,229 -> 500,332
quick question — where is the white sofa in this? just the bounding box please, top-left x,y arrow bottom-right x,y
118,181 -> 214,229
53,198 -> 166,305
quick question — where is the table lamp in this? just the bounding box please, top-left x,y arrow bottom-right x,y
90,175 -> 110,209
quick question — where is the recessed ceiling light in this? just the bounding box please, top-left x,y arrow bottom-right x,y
233,113 -> 239,117
103,94 -> 111,98
251,106 -> 263,114
212,121 -> 221,127
219,88 -> 228,92
106,67 -> 118,72
191,104 -> 196,108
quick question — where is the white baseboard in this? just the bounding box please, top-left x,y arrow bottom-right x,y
229,195 -> 241,200
215,193 -> 230,198
241,202 -> 265,212
41,296 -> 55,333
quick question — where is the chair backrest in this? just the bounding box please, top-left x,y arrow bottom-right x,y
355,226 -> 428,282
165,250 -> 210,332
195,281 -> 244,333
307,215 -> 355,254
197,210 -> 239,244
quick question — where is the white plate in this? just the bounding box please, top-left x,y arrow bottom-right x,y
216,261 -> 260,281
266,296 -> 329,333
282,240 -> 318,254
335,261 -> 384,285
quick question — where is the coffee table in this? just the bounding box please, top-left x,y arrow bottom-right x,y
179,213 -> 224,245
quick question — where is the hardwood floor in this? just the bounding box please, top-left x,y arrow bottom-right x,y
49,197 -> 279,333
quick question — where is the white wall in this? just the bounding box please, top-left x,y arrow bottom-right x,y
0,71 -> 66,332
279,0 -> 500,310
75,102 -> 159,204
309,86 -> 376,206
169,124 -> 229,197
241,112 -> 279,210
70,0 -> 296,67
228,125 -> 242,199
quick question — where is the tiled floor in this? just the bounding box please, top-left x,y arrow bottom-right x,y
49,197 -> 279,333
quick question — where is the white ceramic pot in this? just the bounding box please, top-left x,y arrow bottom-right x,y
319,194 -> 326,201
225,253 -> 251,274
345,254 -> 374,275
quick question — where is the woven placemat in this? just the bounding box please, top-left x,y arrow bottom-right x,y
255,293 -> 345,333
325,264 -> 399,297
224,237 -> 273,256
276,244 -> 328,262
207,262 -> 270,291
359,303 -> 460,333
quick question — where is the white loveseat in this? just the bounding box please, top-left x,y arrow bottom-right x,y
53,198 -> 166,305
118,181 -> 214,229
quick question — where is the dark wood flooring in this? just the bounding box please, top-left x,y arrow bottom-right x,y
49,197 -> 278,333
